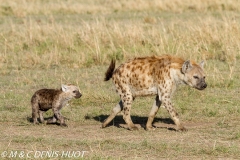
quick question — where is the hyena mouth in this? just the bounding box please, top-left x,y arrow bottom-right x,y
196,83 -> 207,90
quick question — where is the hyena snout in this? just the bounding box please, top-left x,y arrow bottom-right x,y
196,81 -> 207,90
201,82 -> 207,89
74,91 -> 82,98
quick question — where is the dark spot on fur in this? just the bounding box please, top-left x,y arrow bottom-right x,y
131,67 -> 135,72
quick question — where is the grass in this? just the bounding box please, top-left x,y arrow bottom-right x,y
0,0 -> 240,159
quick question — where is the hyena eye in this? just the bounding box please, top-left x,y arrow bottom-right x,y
193,76 -> 199,79
73,90 -> 77,93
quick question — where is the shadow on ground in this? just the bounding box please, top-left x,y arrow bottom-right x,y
26,116 -> 70,127
85,114 -> 176,131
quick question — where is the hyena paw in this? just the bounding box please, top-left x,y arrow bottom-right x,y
60,123 -> 68,127
177,126 -> 187,132
63,116 -> 70,120
146,126 -> 156,131
129,124 -> 141,131
33,121 -> 39,125
47,119 -> 56,124
39,120 -> 45,124
101,123 -> 107,128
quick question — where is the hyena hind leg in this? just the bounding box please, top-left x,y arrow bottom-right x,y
122,94 -> 139,130
102,101 -> 123,128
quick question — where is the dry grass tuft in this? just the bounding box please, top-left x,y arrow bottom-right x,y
0,0 -> 240,71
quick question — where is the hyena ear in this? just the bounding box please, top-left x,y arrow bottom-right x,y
182,60 -> 193,74
199,61 -> 204,69
61,84 -> 69,92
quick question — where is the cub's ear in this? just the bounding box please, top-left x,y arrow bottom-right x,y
199,61 -> 204,69
182,60 -> 193,74
61,84 -> 69,92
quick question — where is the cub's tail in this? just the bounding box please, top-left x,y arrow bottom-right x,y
104,59 -> 116,81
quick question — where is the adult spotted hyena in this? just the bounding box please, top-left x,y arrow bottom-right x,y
31,84 -> 82,126
102,55 -> 207,131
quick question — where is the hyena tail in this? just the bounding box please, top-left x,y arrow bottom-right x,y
104,59 -> 116,81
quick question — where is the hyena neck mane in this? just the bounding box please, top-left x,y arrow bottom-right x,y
167,55 -> 197,70
55,89 -> 72,101
60,92 -> 73,101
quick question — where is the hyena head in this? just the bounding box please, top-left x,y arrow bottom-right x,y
61,84 -> 82,98
181,60 -> 207,90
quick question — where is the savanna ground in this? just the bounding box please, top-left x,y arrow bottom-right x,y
0,0 -> 240,159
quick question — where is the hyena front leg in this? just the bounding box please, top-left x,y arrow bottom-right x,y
146,95 -> 161,131
53,108 -> 67,127
102,101 -> 123,128
162,95 -> 187,131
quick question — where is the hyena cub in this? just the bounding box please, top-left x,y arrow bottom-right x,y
31,84 -> 82,126
102,55 -> 207,131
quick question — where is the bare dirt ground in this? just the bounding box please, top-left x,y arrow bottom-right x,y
1,116 -> 239,159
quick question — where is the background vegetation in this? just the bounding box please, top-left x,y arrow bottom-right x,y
0,0 -> 239,159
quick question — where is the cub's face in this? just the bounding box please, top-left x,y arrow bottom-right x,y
62,84 -> 82,98
182,61 -> 207,90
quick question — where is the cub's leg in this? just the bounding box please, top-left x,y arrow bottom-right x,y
32,103 -> 39,124
146,95 -> 161,130
53,108 -> 67,127
47,115 -> 57,124
38,110 -> 45,123
102,101 -> 123,128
